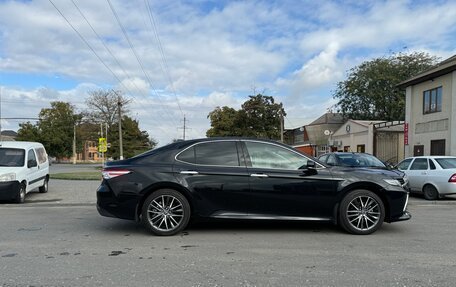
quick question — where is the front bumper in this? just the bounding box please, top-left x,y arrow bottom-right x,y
394,210 -> 412,222
0,181 -> 20,201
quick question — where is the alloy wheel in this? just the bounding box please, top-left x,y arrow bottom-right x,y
346,195 -> 381,232
147,195 -> 185,232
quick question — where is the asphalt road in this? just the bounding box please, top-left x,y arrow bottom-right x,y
0,176 -> 456,286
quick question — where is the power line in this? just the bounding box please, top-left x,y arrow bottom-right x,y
48,0 -> 175,140
70,0 -> 143,94
48,0 -> 127,91
106,0 -> 180,128
143,0 -> 184,117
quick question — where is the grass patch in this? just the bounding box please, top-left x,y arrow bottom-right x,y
50,171 -> 101,181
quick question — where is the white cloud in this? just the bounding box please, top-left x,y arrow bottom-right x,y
2,0 -> 456,145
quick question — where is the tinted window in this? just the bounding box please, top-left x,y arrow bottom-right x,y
176,146 -> 195,164
397,158 -> 412,170
326,155 -> 336,166
0,148 -> 25,167
194,141 -> 240,166
319,154 -> 328,163
336,153 -> 385,168
410,158 -> 428,170
244,141 -> 306,170
429,159 -> 436,170
435,158 -> 456,169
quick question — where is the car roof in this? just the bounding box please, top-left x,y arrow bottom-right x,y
0,141 -> 45,149
405,156 -> 456,159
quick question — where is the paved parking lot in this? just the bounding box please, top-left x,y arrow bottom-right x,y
1,166 -> 456,286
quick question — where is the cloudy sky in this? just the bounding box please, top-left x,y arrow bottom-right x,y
1,0 -> 456,146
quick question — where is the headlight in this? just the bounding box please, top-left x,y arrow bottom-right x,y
0,173 -> 16,182
383,179 -> 402,187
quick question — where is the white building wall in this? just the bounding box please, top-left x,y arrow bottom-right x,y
407,73 -> 453,156
452,71 -> 456,155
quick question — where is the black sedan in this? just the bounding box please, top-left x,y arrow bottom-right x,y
97,138 -> 411,236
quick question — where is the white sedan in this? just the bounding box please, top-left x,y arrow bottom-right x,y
397,156 -> 456,200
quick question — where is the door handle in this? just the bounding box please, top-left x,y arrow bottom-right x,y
180,171 -> 199,175
250,173 -> 268,178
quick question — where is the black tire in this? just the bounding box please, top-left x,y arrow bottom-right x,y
141,189 -> 191,236
15,183 -> 26,204
339,189 -> 385,235
39,177 -> 49,193
423,185 -> 439,200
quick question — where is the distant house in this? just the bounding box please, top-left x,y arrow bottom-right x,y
0,130 -> 18,141
284,113 -> 345,156
331,120 -> 405,164
398,55 -> 456,156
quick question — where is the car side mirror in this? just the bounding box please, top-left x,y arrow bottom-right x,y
306,160 -> 316,169
28,159 -> 37,168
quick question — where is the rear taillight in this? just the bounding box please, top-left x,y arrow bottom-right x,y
449,174 -> 456,183
102,169 -> 131,180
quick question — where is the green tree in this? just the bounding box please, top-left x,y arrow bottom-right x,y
108,115 -> 156,159
38,102 -> 82,158
16,122 -> 40,142
206,94 -> 285,139
206,106 -> 241,137
333,52 -> 437,121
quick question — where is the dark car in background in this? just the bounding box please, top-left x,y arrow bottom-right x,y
97,138 -> 410,236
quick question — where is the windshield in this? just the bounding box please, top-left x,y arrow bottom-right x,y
336,153 -> 386,168
435,158 -> 456,169
0,148 -> 25,167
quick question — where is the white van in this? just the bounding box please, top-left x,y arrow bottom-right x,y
0,141 -> 49,203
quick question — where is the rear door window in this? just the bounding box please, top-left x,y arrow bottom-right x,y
177,141 -> 240,167
410,158 -> 428,170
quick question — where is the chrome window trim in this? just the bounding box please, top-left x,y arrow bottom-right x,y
174,139 -> 326,170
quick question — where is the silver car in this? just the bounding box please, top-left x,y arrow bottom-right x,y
397,156 -> 456,200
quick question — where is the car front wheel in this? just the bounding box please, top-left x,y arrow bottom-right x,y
142,189 -> 191,236
339,189 -> 385,235
15,183 -> 26,204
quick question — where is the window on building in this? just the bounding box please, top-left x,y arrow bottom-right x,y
423,87 -> 442,114
356,145 -> 365,153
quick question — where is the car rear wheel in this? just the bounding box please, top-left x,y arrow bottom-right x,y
39,177 -> 49,193
15,183 -> 26,204
142,189 -> 190,236
339,189 -> 385,235
423,185 -> 439,200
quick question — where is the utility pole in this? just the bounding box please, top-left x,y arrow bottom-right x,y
178,115 -> 190,141
100,122 -> 104,166
280,110 -> 284,143
72,124 -> 76,164
118,97 -> 123,160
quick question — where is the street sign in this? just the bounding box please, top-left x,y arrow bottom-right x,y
98,137 -> 107,153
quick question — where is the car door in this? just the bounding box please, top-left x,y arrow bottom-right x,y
173,140 -> 251,217
242,140 -> 338,219
406,158 -> 428,192
26,148 -> 40,191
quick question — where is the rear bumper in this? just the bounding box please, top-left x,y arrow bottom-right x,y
0,181 -> 20,201
96,182 -> 138,220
